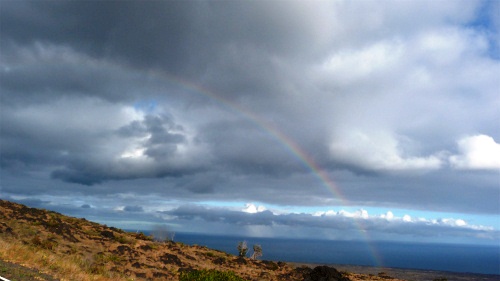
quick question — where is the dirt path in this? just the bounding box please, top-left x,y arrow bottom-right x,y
0,259 -> 59,281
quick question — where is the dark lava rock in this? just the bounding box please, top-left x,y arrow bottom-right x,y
159,253 -> 184,266
153,271 -> 170,278
261,260 -> 280,270
234,257 -> 247,264
43,219 -> 79,243
178,267 -> 195,273
112,245 -> 139,258
0,222 -> 14,235
110,226 -> 123,233
101,230 -> 115,239
212,257 -> 226,265
303,266 -> 351,281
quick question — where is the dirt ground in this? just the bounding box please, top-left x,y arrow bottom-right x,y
290,263 -> 500,281
0,259 -> 60,281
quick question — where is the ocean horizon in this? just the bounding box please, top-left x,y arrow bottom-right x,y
134,231 -> 500,276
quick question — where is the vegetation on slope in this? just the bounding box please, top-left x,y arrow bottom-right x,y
0,200 -> 305,280
1,200 -> 410,281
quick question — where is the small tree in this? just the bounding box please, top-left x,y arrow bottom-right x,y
237,241 -> 248,257
251,244 -> 262,260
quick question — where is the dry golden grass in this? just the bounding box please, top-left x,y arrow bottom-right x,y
0,199 -> 303,280
0,200 -> 409,281
0,239 -> 123,281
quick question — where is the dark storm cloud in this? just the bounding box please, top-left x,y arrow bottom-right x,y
0,97 -> 202,185
7,198 -> 51,209
123,205 -> 144,212
334,170 -> 500,215
199,119 -> 305,175
49,151 -> 200,186
118,114 -> 187,160
142,115 -> 186,159
165,205 -> 275,226
0,0 -> 499,244
173,172 -> 225,194
0,0 -> 330,103
0,47 -> 134,104
1,1 -> 317,78
0,41 -> 185,107
0,0 -> 313,184
0,1 -> 201,72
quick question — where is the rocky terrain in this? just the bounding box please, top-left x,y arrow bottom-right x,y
0,199 -> 493,281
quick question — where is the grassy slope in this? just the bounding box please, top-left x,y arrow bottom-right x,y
0,200 -> 405,281
0,199 -> 307,281
0,259 -> 61,281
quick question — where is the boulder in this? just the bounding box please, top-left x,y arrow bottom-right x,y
303,266 -> 350,281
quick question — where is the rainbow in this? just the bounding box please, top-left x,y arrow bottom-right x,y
161,75 -> 347,199
148,71 -> 384,267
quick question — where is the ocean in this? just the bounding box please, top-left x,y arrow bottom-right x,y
158,232 -> 500,275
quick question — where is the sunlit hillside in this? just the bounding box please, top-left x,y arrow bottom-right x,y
0,199 -> 408,281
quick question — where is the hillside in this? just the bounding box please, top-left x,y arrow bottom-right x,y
0,199 -> 403,281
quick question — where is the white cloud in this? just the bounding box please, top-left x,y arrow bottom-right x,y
120,147 -> 146,159
309,208 -> 491,231
339,209 -> 369,219
315,209 -> 369,219
443,218 -> 467,227
320,40 -> 404,84
163,204 -> 498,242
449,135 -> 500,170
329,130 -> 443,171
381,211 -> 394,220
242,203 -> 267,214
413,27 -> 488,65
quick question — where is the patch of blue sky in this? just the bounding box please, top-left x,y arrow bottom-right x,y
133,99 -> 158,113
197,200 -> 252,209
202,201 -> 498,229
466,0 -> 500,59
294,205 -> 500,229
184,201 -> 500,231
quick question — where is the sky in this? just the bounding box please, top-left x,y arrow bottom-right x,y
1,0 -> 499,246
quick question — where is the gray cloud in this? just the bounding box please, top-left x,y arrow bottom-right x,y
1,1 -> 197,71
123,205 -> 144,213
0,0 -> 498,244
162,204 -> 499,243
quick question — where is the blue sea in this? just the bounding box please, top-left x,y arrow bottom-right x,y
158,232 -> 500,275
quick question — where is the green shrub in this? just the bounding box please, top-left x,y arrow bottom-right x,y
114,234 -> 134,244
179,269 -> 247,281
135,232 -> 153,241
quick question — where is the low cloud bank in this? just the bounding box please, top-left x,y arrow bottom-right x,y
161,204 -> 499,242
